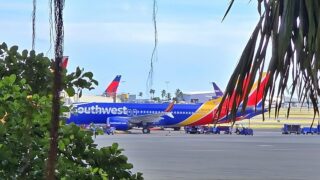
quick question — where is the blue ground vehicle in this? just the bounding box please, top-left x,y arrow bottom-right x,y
301,125 -> 320,135
87,123 -> 116,135
281,124 -> 301,134
203,126 -> 213,134
184,126 -> 204,134
212,126 -> 231,134
301,127 -> 318,135
184,126 -> 195,134
235,127 -> 253,135
104,126 -> 116,135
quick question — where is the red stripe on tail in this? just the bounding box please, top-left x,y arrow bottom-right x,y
105,75 -> 121,97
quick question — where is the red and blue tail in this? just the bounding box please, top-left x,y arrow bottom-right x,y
214,72 -> 269,121
61,56 -> 68,69
246,72 -> 270,107
104,75 -> 121,97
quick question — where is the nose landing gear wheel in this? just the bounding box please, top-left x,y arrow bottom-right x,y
142,128 -> 150,134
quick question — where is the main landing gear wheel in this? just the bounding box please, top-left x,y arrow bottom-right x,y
142,128 -> 150,134
173,127 -> 181,131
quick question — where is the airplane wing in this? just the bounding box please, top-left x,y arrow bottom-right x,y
128,102 -> 174,124
128,112 -> 174,124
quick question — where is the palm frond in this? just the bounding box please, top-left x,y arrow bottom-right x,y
222,0 -> 235,21
220,0 -> 320,122
32,0 -> 36,50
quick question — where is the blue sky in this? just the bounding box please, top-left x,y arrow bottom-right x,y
0,0 -> 260,98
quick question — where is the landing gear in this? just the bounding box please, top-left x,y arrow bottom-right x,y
173,127 -> 181,131
142,128 -> 150,134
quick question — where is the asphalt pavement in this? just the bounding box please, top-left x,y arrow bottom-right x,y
95,129 -> 320,180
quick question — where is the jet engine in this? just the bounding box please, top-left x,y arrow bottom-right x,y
107,117 -> 132,131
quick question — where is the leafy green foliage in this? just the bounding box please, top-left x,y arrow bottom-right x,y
0,43 -> 143,179
0,75 -> 50,179
152,97 -> 161,102
64,67 -> 98,98
174,89 -> 183,102
57,124 -> 142,179
161,90 -> 166,100
149,89 -> 155,99
0,42 -> 52,96
0,42 -> 98,97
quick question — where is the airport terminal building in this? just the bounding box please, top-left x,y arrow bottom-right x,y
182,91 -> 214,103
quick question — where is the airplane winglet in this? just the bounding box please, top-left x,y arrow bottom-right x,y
164,101 -> 175,112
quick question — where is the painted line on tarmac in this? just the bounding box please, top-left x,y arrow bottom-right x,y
257,144 -> 273,147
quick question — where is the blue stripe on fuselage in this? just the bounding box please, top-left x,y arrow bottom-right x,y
216,101 -> 265,123
67,102 -> 202,126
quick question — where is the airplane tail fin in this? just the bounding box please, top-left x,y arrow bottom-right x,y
215,72 -> 269,119
212,82 -> 223,99
246,72 -> 270,106
104,75 -> 121,97
61,56 -> 68,69
228,72 -> 269,107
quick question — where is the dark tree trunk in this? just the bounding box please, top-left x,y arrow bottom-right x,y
45,0 -> 64,179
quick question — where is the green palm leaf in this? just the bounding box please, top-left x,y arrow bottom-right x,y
220,0 -> 320,124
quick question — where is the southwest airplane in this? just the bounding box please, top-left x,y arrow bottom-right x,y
67,73 -> 269,133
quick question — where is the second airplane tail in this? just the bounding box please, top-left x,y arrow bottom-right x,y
104,75 -> 121,97
212,82 -> 223,99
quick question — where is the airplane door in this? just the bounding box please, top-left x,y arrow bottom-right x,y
133,109 -> 138,116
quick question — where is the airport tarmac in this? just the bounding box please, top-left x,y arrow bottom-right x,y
95,129 -> 320,180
